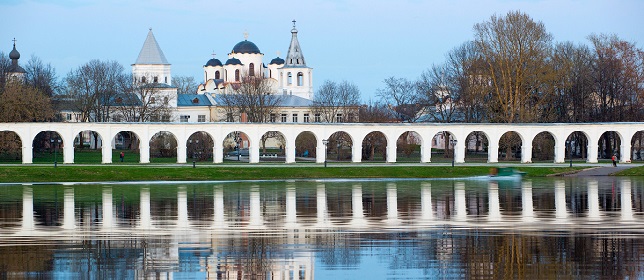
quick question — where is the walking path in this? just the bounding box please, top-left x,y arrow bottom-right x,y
566,165 -> 635,177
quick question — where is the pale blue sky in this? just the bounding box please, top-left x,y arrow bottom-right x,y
2,0 -> 642,100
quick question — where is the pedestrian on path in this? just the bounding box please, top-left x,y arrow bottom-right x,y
120,151 -> 125,162
612,155 -> 617,167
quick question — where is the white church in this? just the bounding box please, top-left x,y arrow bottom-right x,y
130,21 -> 317,124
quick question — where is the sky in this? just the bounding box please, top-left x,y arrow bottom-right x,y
1,0 -> 643,101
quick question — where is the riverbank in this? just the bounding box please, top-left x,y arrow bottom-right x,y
0,164 -> 598,183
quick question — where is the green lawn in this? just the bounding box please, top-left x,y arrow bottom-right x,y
0,165 -> 587,183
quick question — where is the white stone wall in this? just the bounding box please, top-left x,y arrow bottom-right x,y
2,122 -> 643,165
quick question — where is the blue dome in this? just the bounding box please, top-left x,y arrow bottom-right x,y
269,57 -> 285,65
205,58 -> 222,67
231,40 -> 261,54
225,58 -> 242,65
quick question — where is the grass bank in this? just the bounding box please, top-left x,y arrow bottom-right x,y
0,165 -> 585,183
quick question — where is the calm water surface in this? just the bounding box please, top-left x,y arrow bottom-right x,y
1,177 -> 644,279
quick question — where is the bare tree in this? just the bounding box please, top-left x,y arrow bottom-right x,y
474,10 -> 554,123
65,60 -> 128,122
312,80 -> 361,123
172,75 -> 199,95
25,55 -> 59,97
114,74 -> 175,122
217,76 -> 282,123
376,77 -> 423,122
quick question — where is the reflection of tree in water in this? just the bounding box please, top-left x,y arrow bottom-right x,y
317,233 -> 361,267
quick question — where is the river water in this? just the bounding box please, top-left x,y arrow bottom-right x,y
1,177 -> 643,279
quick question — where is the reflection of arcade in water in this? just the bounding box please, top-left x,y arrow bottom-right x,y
4,178 -> 644,278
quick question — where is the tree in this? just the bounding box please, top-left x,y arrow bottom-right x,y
172,75 -> 199,95
114,74 -> 175,122
24,55 -> 59,97
474,10 -> 554,123
377,77 -> 423,122
0,81 -> 55,122
65,60 -> 128,122
312,80 -> 361,123
218,76 -> 282,123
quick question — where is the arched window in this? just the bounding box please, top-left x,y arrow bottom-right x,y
297,72 -> 303,86
215,71 -> 220,79
235,69 -> 240,81
249,63 -> 255,76
287,72 -> 292,85
269,69 -> 272,78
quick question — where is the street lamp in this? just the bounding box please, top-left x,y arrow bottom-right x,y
450,139 -> 458,167
322,139 -> 329,168
50,137 -> 61,168
189,139 -> 199,168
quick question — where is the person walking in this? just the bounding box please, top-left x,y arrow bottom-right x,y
120,151 -> 125,162
611,155 -> 617,167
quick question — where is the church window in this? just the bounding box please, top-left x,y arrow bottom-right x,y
336,114 -> 343,123
303,113 -> 309,123
249,63 -> 255,76
66,114 -> 72,121
180,115 -> 190,123
281,113 -> 287,122
297,72 -> 303,86
165,77 -> 167,83
215,71 -> 220,79
270,114 -> 276,122
142,76 -> 146,83
296,59 -> 299,64
292,113 -> 298,123
235,69 -> 240,81
269,69 -> 272,78
154,76 -> 158,83
198,115 -> 206,122
161,115 -> 170,122
287,73 -> 292,85
314,113 -> 321,123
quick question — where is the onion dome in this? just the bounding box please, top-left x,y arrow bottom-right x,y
269,57 -> 285,65
9,41 -> 20,60
231,40 -> 261,54
205,58 -> 223,67
225,57 -> 242,65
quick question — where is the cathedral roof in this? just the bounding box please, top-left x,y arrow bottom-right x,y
205,58 -> 223,67
231,40 -> 261,54
225,57 -> 243,65
135,29 -> 170,65
269,57 -> 285,65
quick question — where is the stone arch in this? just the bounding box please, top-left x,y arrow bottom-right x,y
112,131 -> 141,163
73,130 -> 103,163
464,131 -> 489,162
430,131 -> 456,162
564,131 -> 589,162
631,131 -> 644,161
0,131 -> 22,163
531,131 -> 556,162
295,131 -> 317,161
149,131 -> 178,163
223,131 -> 250,162
396,131 -> 422,162
259,131 -> 286,162
499,131 -> 523,161
32,131 -> 63,164
362,131 -> 387,161
186,131 -> 214,162
327,131 -> 353,162
598,131 -> 623,160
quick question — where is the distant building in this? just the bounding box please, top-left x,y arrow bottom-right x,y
6,38 -> 26,82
